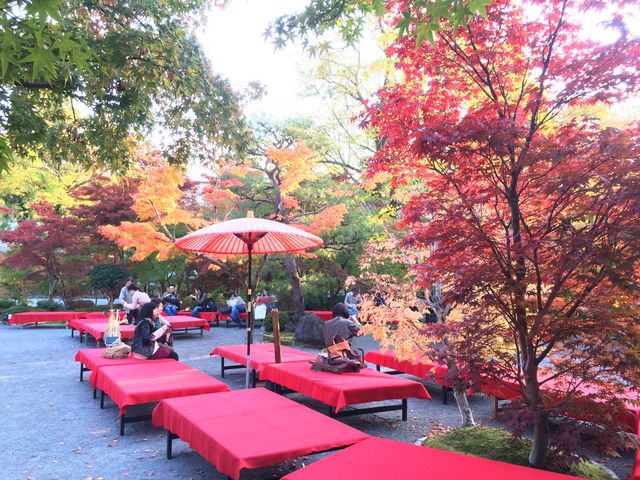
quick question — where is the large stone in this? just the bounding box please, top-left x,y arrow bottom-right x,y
294,313 -> 324,345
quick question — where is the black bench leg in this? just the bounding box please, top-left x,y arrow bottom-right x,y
80,364 -> 84,382
120,414 -> 125,436
100,390 -> 105,409
166,430 -> 176,459
93,388 -> 97,400
220,358 -> 225,378
375,365 -> 381,371
252,369 -> 257,388
402,399 -> 408,421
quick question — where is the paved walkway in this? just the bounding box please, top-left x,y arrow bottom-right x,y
0,322 -> 632,479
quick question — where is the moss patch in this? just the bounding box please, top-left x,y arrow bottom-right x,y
424,425 -> 531,466
423,426 -> 614,480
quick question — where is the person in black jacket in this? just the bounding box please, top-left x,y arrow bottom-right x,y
132,300 -> 179,360
189,286 -> 208,318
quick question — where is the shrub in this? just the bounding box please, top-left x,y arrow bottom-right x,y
0,299 -> 16,310
264,311 -> 289,333
66,300 -> 96,310
36,300 -> 64,311
423,426 -> 615,480
1,305 -> 30,323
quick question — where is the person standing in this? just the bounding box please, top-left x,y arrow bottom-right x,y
162,284 -> 181,316
118,278 -> 133,321
123,284 -> 151,324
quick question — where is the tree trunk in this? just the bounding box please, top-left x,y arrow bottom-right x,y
283,253 -> 305,319
529,411 -> 549,467
453,388 -> 476,426
48,275 -> 58,300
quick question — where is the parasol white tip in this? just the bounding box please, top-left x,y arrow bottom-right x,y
246,210 -> 254,218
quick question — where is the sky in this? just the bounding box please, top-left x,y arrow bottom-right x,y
198,0 -> 323,120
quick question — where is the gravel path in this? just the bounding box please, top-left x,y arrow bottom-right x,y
0,323 -> 634,480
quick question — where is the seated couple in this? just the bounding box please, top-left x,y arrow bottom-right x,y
132,300 -> 179,361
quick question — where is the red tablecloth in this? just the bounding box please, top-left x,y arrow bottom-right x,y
8,311 -> 87,325
96,361 -> 229,415
164,315 -> 210,331
281,436 -> 578,480
152,388 -> 369,480
260,361 -> 431,412
210,343 -> 315,375
74,348 -> 174,387
176,311 -> 218,322
82,322 -> 136,342
304,311 -> 333,321
68,318 -> 107,334
81,311 -> 126,320
365,349 -> 449,384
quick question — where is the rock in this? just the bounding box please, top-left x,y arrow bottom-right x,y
294,314 -> 324,345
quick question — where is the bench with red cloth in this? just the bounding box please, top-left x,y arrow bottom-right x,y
210,343 -> 316,387
160,315 -> 210,336
81,322 -> 136,346
67,318 -> 108,340
365,349 -> 521,408
175,310 -> 218,322
94,360 -> 229,435
365,349 -> 452,402
152,387 -> 370,480
260,361 -> 431,420
74,347 -> 161,384
8,311 -> 87,326
281,436 -> 579,480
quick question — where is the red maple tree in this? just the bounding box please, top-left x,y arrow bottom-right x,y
364,0 -> 640,467
0,202 -> 84,299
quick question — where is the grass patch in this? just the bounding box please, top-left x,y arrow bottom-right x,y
424,426 -> 615,480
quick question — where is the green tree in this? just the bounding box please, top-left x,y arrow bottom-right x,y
267,0 -> 491,53
89,263 -> 130,308
1,0 -> 248,173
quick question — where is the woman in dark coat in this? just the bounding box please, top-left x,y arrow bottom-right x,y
132,300 -> 179,360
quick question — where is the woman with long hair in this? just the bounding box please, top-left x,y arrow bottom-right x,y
132,300 -> 179,360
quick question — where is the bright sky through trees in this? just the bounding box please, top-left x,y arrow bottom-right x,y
199,0 -> 322,119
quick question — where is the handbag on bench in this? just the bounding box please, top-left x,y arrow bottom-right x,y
311,335 -> 366,374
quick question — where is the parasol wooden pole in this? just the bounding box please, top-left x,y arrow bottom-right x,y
271,308 -> 282,363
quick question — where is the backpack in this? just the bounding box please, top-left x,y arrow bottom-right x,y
203,298 -> 218,312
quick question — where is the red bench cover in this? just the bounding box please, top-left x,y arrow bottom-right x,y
74,348 -> 174,387
9,311 -> 87,324
152,388 -> 369,480
68,318 -> 107,334
82,322 -> 136,342
365,349 -> 448,384
176,311 -> 218,322
260,361 -> 431,412
81,311 -> 126,319
210,343 -> 315,374
95,361 -> 229,414
164,315 -> 210,331
281,437 -> 579,480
